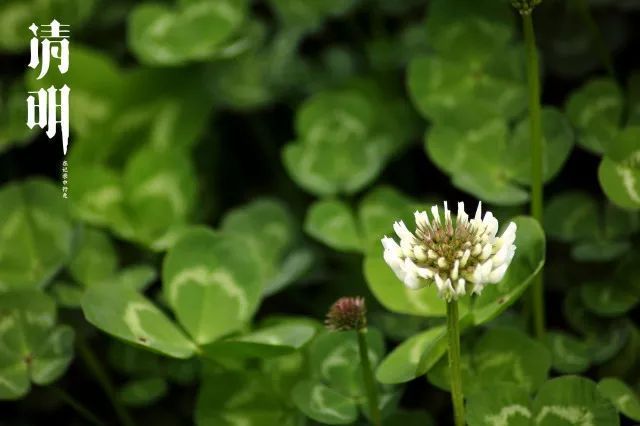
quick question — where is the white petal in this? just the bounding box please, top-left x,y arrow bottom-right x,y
489,263 -> 509,283
480,243 -> 493,260
500,222 -> 517,246
416,266 -> 433,279
492,237 -> 504,253
437,257 -> 448,269
427,249 -> 438,260
457,202 -> 468,226
383,245 -> 403,267
414,246 -> 427,261
507,245 -> 516,263
381,236 -> 401,254
394,221 -> 415,242
414,210 -> 430,229
481,259 -> 493,279
472,264 -> 483,284
445,277 -> 454,290
404,272 -> 422,289
455,278 -> 466,295
473,259 -> 493,284
474,201 -> 482,221
389,265 -> 406,282
482,212 -> 499,239
472,282 -> 485,295
460,249 -> 471,267
444,201 -> 452,226
492,244 -> 509,267
434,274 -> 445,291
494,239 -> 516,267
401,239 -> 414,258
451,259 -> 460,280
383,251 -> 401,268
434,274 -> 453,296
402,259 -> 422,289
474,221 -> 487,239
442,278 -> 455,300
384,252 -> 405,282
431,205 -> 440,224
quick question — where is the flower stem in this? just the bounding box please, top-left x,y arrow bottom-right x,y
52,385 -> 105,425
446,301 -> 464,426
522,12 -> 546,341
357,329 -> 382,426
76,338 -> 136,426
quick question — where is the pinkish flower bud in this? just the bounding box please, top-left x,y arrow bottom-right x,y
325,297 -> 367,331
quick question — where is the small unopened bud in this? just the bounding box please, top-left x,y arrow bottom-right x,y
325,297 -> 367,331
511,0 -> 541,15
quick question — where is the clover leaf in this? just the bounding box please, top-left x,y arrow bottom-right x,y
283,82 -> 413,196
82,283 -> 197,359
466,376 -> 619,426
221,198 -> 311,295
71,145 -> 197,251
0,179 -> 74,291
0,291 -> 74,400
162,227 -> 265,345
128,0 -> 248,66
293,329 -> 389,424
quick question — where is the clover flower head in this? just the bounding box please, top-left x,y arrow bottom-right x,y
381,202 -> 517,302
325,297 -> 367,331
511,0 -> 542,15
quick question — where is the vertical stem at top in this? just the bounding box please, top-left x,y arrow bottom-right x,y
357,330 -> 382,426
446,301 -> 465,426
522,13 -> 546,340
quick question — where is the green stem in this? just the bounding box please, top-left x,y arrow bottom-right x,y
573,0 -> 616,80
53,385 -> 105,425
522,13 -> 546,341
76,339 -> 136,426
446,301 -> 464,426
357,329 -> 382,426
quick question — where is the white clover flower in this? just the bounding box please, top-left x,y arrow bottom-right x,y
381,202 -> 517,301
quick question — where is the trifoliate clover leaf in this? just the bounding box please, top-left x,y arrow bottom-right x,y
598,127 -> 640,211
0,291 -> 74,400
283,83 -> 414,196
565,78 -> 623,154
0,179 -> 74,291
128,0 -> 248,66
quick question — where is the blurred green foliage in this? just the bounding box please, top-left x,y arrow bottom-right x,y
1,0 -> 639,424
